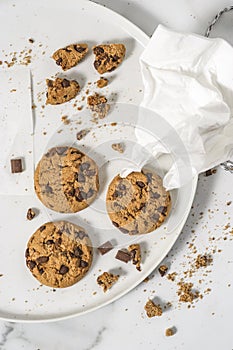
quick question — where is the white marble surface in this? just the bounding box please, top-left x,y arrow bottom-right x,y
1,0 -> 233,349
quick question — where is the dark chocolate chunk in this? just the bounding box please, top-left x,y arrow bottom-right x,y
119,227 -> 129,234
86,169 -> 96,177
111,55 -> 119,62
93,46 -> 104,55
45,148 -> 56,157
86,188 -> 94,199
80,162 -> 90,171
40,225 -> 46,232
55,237 -> 62,248
144,172 -> 152,183
205,169 -> 216,176
38,267 -> 44,275
118,183 -> 126,191
47,80 -> 53,87
56,146 -> 68,155
10,158 -> 23,173
68,188 -> 75,197
151,192 -> 161,199
27,260 -> 36,270
59,265 -> 69,275
65,47 -> 72,52
94,60 -> 101,69
76,230 -> 87,239
26,208 -> 36,220
61,79 -> 70,88
74,246 -> 83,257
75,190 -> 83,202
136,181 -> 145,188
56,58 -> 62,65
115,249 -> 131,263
45,184 -> 53,194
37,256 -> 49,264
130,229 -> 139,235
74,45 -> 85,53
113,190 -> 122,199
45,240 -> 54,245
157,206 -> 167,216
80,191 -> 87,200
77,173 -> 85,183
98,241 -> 114,255
25,248 -> 30,258
151,213 -> 160,222
112,221 -> 119,228
80,260 -> 88,268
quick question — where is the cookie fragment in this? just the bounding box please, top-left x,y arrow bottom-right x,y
97,241 -> 114,255
46,78 -> 80,105
128,244 -> 141,271
97,271 -> 119,292
52,43 -> 88,71
25,221 -> 93,288
165,328 -> 175,337
87,93 -> 110,119
27,208 -> 36,220
10,158 -> 23,173
93,44 -> 126,74
158,264 -> 168,277
111,143 -> 124,153
76,128 -> 90,141
96,77 -> 108,88
144,299 -> 163,317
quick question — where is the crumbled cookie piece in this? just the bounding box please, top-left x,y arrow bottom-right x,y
128,244 -> 141,271
111,143 -> 124,153
165,328 -> 175,337
96,77 -> 108,88
144,299 -> 163,317
52,43 -> 88,71
26,208 -> 36,220
46,78 -> 80,105
93,44 -> 126,74
87,93 -> 110,119
97,272 -> 119,292
158,264 -> 168,277
10,158 -> 23,173
195,254 -> 212,269
177,282 -> 195,303
61,115 -> 70,125
76,128 -> 90,141
167,272 -> 177,281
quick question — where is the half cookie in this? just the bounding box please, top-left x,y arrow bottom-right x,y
93,44 -> 126,74
25,221 -> 93,288
106,170 -> 171,235
46,78 -> 80,105
34,146 -> 99,213
52,43 -> 88,71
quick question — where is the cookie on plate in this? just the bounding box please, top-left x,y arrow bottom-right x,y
52,43 -> 88,71
25,221 -> 93,288
93,44 -> 126,74
46,78 -> 80,105
34,146 -> 99,213
106,169 -> 171,235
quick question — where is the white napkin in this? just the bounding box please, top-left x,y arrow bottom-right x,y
129,25 -> 233,189
0,67 -> 34,195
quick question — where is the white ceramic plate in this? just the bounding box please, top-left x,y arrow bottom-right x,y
0,0 -> 197,322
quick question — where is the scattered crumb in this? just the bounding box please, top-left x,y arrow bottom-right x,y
87,93 -> 110,119
227,201 -> 232,206
158,264 -> 168,277
76,128 -> 90,140
97,272 -> 119,292
28,38 -> 34,43
143,276 -> 150,283
144,299 -> 163,317
177,282 -> 196,303
111,143 -> 124,153
26,208 -> 36,220
0,61 -> 2,65
195,254 -> 212,269
167,272 -> 177,281
77,106 -> 83,111
165,328 -> 175,337
61,115 -> 70,125
0,274 -> 3,277
96,77 -> 108,88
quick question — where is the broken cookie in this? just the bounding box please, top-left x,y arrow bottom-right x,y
96,77 -> 108,88
46,78 -> 80,105
128,244 -> 141,271
87,93 -> 110,119
144,299 -> 163,318
97,271 -> 119,292
93,44 -> 126,74
52,43 -> 88,71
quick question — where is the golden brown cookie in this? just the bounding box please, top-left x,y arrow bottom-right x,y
87,93 -> 110,119
46,78 -> 80,105
106,170 -> 171,235
93,44 -> 126,74
25,221 -> 93,288
52,43 -> 88,71
34,146 -> 99,213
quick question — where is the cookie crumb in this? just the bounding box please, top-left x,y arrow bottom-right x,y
144,299 -> 163,317
158,264 -> 168,277
143,276 -> 150,283
111,143 -> 124,153
26,208 -> 36,220
195,254 -> 212,269
28,38 -> 34,43
96,77 -> 108,88
165,328 -> 175,337
61,115 -> 70,125
97,272 -> 119,292
205,168 -> 217,176
76,128 -> 90,140
167,272 -> 177,281
227,201 -> 232,206
177,282 -> 195,303
128,244 -> 141,271
87,93 -> 110,119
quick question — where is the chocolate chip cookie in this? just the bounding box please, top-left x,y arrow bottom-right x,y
106,170 -> 171,235
25,221 -> 93,288
93,44 -> 126,74
34,146 -> 99,213
46,78 -> 80,105
52,43 -> 88,71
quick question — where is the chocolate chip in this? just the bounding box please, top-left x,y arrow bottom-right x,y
59,265 -> 69,275
93,46 -> 104,54
151,192 -> 161,199
45,148 -> 56,157
118,183 -> 126,191
40,225 -> 46,232
10,158 -> 23,173
136,181 -> 145,188
77,230 -> 87,239
80,162 -> 90,171
76,129 -> 90,140
119,227 -> 129,234
108,66 -> 116,72
45,240 -> 54,245
130,249 -> 136,260
115,249 -> 131,263
38,267 -> 44,275
77,173 -> 85,182
27,260 -> 36,270
61,79 -> 70,88
80,191 -> 87,200
86,188 -> 94,199
94,60 -> 101,69
56,146 -> 68,155
151,213 -> 160,222
45,184 -> 53,194
111,55 -> 119,62
74,247 -> 83,257
112,221 -> 119,228
75,193 -> 83,202
98,241 -> 113,255
113,190 -> 122,199
37,256 -> 49,264
68,188 -> 75,197
157,206 -> 167,216
55,237 -> 62,248
47,80 -> 53,87
145,172 -> 153,183
25,248 -> 30,258
130,229 -> 139,235
80,260 -> 88,268
86,169 -> 96,177
56,57 -> 62,65
65,48 -> 72,52
74,45 -> 85,53
26,208 -> 35,220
